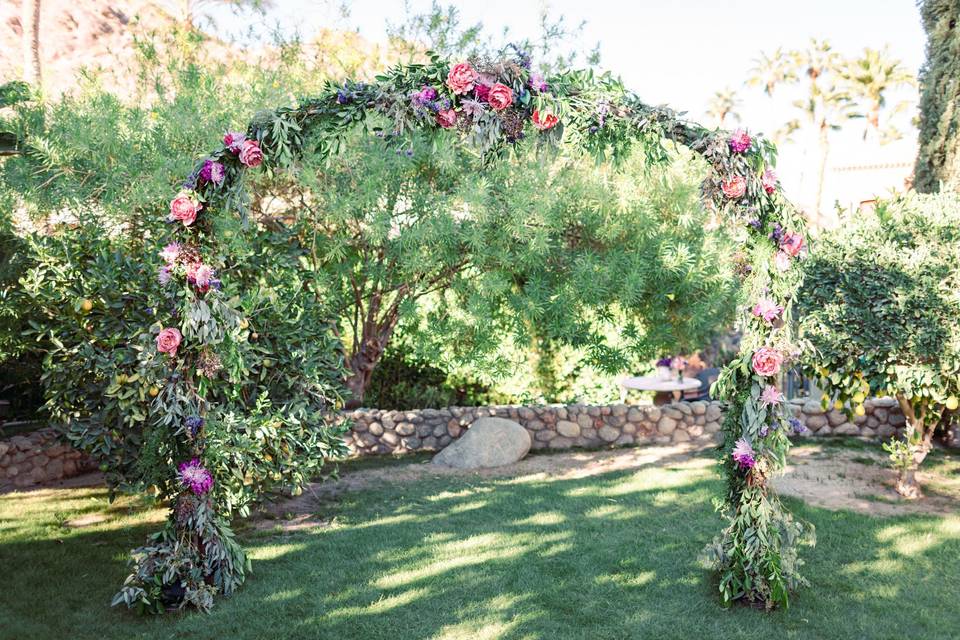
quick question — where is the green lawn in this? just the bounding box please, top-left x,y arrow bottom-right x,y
2,447 -> 959,640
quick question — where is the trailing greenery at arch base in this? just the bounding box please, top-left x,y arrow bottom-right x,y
111,49 -> 814,613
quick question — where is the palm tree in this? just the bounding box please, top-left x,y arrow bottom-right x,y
21,0 -> 41,87
748,48 -> 795,96
753,40 -> 853,219
843,46 -> 916,142
706,88 -> 741,127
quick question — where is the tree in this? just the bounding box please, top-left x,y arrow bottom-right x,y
798,192 -> 960,498
279,131 -> 737,406
706,87 -> 741,127
20,0 -> 41,87
843,46 -> 915,143
914,0 -> 960,193
751,40 -> 853,217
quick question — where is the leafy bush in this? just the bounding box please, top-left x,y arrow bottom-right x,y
799,192 -> 960,497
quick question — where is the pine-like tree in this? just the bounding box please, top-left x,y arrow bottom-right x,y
914,0 -> 960,193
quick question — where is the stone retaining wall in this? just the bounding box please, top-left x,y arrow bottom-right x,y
0,397 -> 923,488
0,428 -> 94,489
343,397 -> 910,456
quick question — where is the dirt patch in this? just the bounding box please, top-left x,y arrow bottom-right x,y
774,444 -> 959,517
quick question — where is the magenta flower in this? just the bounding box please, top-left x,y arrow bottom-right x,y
760,385 -> 784,406
199,159 -> 225,185
751,298 -> 783,324
732,438 -> 756,469
223,131 -> 246,153
178,458 -> 214,495
728,129 -> 751,153
529,72 -> 548,93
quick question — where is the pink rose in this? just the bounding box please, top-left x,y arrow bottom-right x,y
532,109 -> 559,131
760,385 -> 784,406
170,191 -> 201,227
752,298 -> 783,324
156,327 -> 182,357
435,108 -> 458,129
238,139 -> 263,168
487,83 -> 514,111
752,347 -> 783,377
762,169 -> 778,194
721,175 -> 746,199
774,251 -> 792,271
781,231 -> 805,257
446,62 -> 479,95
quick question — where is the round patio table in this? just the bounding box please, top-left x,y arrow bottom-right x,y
619,375 -> 702,404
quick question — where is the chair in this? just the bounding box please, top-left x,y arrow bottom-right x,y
683,368 -> 720,402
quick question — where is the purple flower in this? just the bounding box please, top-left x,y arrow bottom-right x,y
223,131 -> 246,153
461,99 -> 485,119
789,417 -> 807,435
656,357 -> 673,367
178,458 -> 214,495
748,219 -> 763,232
759,425 -> 770,437
732,438 -> 756,469
529,72 -> 548,93
199,159 -> 225,185
185,416 -> 204,437
769,223 -> 784,244
158,265 -> 172,285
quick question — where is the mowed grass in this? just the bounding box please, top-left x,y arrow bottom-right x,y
2,447 -> 959,640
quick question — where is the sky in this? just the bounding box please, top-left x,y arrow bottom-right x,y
207,0 -> 928,220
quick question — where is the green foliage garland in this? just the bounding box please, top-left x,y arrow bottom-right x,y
120,49 -> 812,611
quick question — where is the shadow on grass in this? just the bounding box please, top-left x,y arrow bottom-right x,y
2,458 -> 959,640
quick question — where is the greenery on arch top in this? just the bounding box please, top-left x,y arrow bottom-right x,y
115,47 -> 812,613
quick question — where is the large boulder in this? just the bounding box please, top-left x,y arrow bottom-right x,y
432,417 -> 531,469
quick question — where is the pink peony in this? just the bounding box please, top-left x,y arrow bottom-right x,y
156,327 -> 182,357
238,139 -> 263,168
752,347 -> 784,378
760,385 -> 784,406
721,175 -> 747,199
752,298 -> 783,324
762,168 -> 778,194
532,109 -> 559,131
780,231 -> 805,257
170,191 -> 201,227
223,131 -> 246,152
435,108 -> 458,128
186,262 -> 215,288
446,62 -> 479,95
774,251 -> 792,271
728,129 -> 752,153
158,242 -> 181,264
487,83 -> 514,111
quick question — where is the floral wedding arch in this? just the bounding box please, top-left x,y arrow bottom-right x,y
114,49 -> 812,613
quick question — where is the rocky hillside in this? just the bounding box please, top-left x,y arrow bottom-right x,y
1,0 -> 188,96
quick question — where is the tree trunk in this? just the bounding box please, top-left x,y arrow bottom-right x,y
814,120 -> 830,220
21,0 -> 41,87
914,0 -> 960,193
342,292 -> 401,409
893,395 -> 937,499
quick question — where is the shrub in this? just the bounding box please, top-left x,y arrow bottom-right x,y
799,192 -> 960,497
